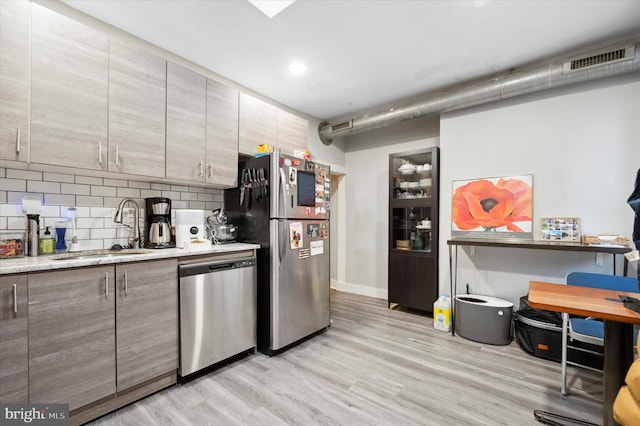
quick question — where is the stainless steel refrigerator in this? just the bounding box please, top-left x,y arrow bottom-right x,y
224,152 -> 331,354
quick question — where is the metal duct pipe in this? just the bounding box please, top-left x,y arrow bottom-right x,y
318,41 -> 640,144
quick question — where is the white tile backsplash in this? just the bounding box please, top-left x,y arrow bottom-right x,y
44,172 -> 75,183
44,194 -> 76,206
61,183 -> 91,195
7,169 -> 42,180
76,175 -> 103,185
0,178 -> 27,191
91,185 -> 117,197
0,168 -> 224,250
27,181 -> 60,193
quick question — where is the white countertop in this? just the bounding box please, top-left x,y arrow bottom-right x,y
0,243 -> 260,274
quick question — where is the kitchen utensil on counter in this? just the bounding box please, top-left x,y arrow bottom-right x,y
39,226 -> 55,254
55,221 -> 67,252
26,214 -> 40,257
175,209 -> 205,248
66,207 -> 80,252
21,196 -> 42,257
144,197 -> 175,248
207,208 -> 237,243
209,207 -> 228,226
211,223 -> 237,243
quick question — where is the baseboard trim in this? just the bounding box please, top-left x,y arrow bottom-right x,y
332,280 -> 387,300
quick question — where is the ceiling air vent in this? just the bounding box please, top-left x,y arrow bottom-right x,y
563,45 -> 635,73
330,120 -> 353,132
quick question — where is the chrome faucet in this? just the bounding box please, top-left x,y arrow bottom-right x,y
113,199 -> 141,249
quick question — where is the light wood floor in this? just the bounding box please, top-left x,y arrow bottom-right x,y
89,291 -> 602,425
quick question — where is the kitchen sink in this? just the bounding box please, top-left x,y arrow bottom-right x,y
51,248 -> 156,260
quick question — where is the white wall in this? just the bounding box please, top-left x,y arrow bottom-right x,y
439,74 -> 640,307
336,116 -> 440,298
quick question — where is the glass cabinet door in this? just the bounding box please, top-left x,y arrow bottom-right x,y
391,206 -> 433,252
391,150 -> 433,200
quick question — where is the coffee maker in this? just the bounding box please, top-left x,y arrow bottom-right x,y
144,197 -> 174,248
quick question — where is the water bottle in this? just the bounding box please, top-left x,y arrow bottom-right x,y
433,294 -> 452,332
55,221 -> 67,253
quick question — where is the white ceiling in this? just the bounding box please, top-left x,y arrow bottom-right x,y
61,0 -> 640,122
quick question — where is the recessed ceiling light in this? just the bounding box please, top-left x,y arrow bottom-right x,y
248,0 -> 296,18
288,62 -> 307,75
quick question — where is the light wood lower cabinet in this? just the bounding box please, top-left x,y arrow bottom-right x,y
115,259 -> 178,391
0,274 -> 28,403
28,266 -> 116,410
26,259 -> 178,416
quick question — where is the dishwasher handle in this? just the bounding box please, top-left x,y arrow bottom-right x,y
208,262 -> 236,272
179,256 -> 256,278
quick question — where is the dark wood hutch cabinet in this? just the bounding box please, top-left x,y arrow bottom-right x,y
388,147 -> 439,311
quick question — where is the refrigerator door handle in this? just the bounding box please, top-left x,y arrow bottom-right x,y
278,166 -> 287,218
279,220 -> 286,267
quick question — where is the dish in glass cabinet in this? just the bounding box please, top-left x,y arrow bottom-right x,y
396,240 -> 411,249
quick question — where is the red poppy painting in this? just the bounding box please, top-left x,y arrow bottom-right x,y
451,174 -> 533,240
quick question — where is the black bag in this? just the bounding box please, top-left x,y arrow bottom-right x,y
514,295 -> 603,369
514,306 -> 563,362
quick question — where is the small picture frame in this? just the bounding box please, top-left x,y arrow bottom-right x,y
540,217 -> 581,242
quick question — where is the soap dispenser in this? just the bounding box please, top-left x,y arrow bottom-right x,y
39,226 -> 55,254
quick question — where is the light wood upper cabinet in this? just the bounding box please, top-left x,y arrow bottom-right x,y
0,274 -> 28,403
276,109 -> 308,156
108,38 -> 166,178
0,0 -> 30,163
206,79 -> 239,187
166,62 -> 207,182
30,3 -> 109,171
239,93 -> 277,156
115,259 -> 178,390
28,266 -> 116,410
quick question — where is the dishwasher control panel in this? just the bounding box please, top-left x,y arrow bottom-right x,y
179,256 -> 256,278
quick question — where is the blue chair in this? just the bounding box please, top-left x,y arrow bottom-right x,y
561,272 -> 640,395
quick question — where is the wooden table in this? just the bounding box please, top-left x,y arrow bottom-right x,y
528,280 -> 640,426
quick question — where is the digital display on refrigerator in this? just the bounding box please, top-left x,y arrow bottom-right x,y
297,170 -> 316,207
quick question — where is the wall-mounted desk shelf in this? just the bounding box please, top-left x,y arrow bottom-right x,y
446,238 -> 632,336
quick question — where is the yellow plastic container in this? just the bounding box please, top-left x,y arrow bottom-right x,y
433,294 -> 452,332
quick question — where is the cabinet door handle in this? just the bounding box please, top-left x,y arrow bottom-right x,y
105,272 -> 109,298
12,284 -> 18,313
16,127 -> 21,153
199,160 -> 204,177
208,163 -> 213,179
124,270 -> 128,296
115,145 -> 120,166
98,142 -> 103,165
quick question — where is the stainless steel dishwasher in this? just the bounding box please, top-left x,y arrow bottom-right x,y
179,256 -> 256,377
